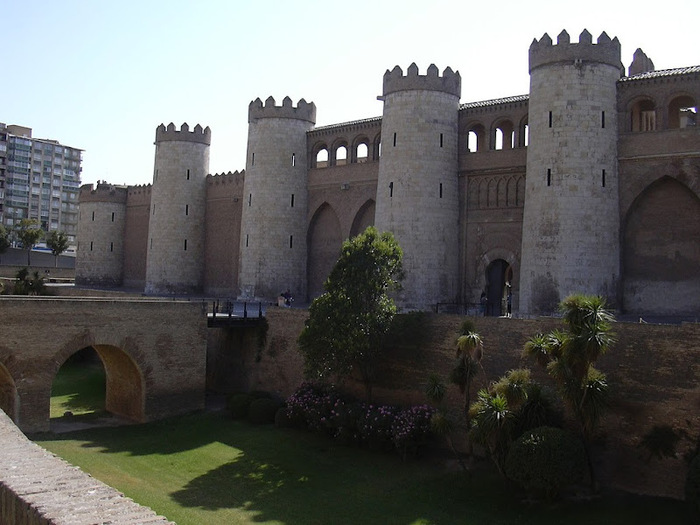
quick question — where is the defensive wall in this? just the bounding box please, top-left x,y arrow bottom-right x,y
209,308 -> 700,499
0,297 -> 207,433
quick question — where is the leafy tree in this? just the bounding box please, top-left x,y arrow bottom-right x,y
15,218 -> 43,266
0,224 -> 10,264
298,226 -> 403,401
523,293 -> 615,489
46,230 -> 70,267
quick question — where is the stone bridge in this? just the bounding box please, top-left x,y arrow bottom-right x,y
0,297 -> 207,433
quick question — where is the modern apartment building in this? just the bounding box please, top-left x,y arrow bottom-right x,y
0,123 -> 82,245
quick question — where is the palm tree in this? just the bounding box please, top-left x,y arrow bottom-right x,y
523,293 -> 615,490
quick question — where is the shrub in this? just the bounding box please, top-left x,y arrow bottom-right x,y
358,404 -> 399,451
249,397 -> 283,424
227,393 -> 253,420
391,405 -> 436,459
686,454 -> 700,519
505,426 -> 586,500
285,383 -> 338,432
274,406 -> 292,428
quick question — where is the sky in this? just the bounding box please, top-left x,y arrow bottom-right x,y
3,0 -> 698,187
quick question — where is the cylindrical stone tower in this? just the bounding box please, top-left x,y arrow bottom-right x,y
144,122 -> 210,295
238,96 -> 316,301
75,182 -> 127,287
374,63 -> 461,310
519,30 -> 622,315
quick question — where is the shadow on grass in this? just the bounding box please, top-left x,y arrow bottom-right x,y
35,413 -> 693,525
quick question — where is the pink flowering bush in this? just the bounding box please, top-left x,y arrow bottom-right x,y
286,384 -> 436,457
391,405 -> 437,459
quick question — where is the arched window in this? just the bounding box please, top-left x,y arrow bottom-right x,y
494,120 -> 514,150
335,145 -> 348,166
316,148 -> 329,168
356,143 -> 368,163
668,96 -> 697,129
631,99 -> 656,132
467,124 -> 486,152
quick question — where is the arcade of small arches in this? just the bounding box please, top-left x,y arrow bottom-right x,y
627,94 -> 697,132
311,132 -> 381,168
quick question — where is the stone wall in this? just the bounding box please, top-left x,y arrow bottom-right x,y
210,309 -> 700,499
0,409 -> 173,525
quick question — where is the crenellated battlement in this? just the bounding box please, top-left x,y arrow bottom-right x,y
79,181 -> 128,203
248,96 -> 316,124
382,63 -> 461,98
155,122 -> 211,145
529,29 -> 623,74
207,170 -> 246,184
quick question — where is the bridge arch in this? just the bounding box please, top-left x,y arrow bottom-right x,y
51,341 -> 146,423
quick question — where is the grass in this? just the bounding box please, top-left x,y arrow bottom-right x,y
33,360 -> 692,524
49,349 -> 107,421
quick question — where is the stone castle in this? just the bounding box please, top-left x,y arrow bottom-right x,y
76,29 -> 700,316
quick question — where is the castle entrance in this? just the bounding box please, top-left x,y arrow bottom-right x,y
485,259 -> 513,316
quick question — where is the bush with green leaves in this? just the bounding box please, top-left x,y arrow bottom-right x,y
686,454 -> 700,519
505,426 -> 587,500
226,393 -> 253,419
249,397 -> 283,424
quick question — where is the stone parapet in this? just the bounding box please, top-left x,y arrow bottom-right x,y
155,122 -> 211,145
383,63 -> 461,97
248,96 -> 316,124
0,409 -> 173,525
529,29 -> 623,74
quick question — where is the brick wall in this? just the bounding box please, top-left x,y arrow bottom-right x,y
211,309 -> 700,499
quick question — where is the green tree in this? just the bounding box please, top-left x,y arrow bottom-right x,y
0,224 -> 10,264
298,226 -> 403,400
523,293 -> 615,489
46,230 -> 69,268
15,219 -> 43,266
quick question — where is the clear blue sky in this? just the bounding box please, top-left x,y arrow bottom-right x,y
3,0 -> 698,187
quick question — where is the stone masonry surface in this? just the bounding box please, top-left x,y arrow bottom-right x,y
0,409 -> 174,525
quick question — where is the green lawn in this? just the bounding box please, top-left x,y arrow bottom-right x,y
35,360 -> 691,524
50,349 -> 107,420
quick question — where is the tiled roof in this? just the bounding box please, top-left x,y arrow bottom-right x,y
619,65 -> 700,82
311,116 -> 382,132
460,94 -> 529,110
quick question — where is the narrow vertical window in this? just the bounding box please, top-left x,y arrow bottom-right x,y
150,238 -> 153,249
292,153 -> 296,166
153,204 -> 155,216
246,234 -> 249,247
440,133 -> 444,148
111,212 -> 115,222
439,182 -> 443,198
155,169 -> 158,181
289,235 -> 293,249
547,169 -> 551,186
248,193 -> 252,206
602,169 -> 606,187
186,169 -> 190,180
290,194 -> 295,207
110,242 -> 113,252
251,153 -> 255,166
393,133 -> 397,147
601,111 -> 605,128
185,204 -> 189,216
389,181 -> 394,198
91,211 -> 95,221
548,111 -> 553,128
90,241 -> 93,251
184,239 -> 188,251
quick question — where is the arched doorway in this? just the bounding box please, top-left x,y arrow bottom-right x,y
485,259 -> 513,316
0,363 -> 17,422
